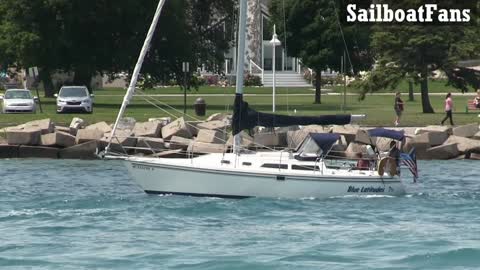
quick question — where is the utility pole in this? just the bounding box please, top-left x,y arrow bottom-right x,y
269,25 -> 281,112
408,81 -> 414,101
343,51 -> 347,112
341,52 -> 347,112
29,67 -> 43,113
182,61 -> 190,114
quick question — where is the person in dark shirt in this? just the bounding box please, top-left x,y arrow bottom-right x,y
394,92 -> 404,127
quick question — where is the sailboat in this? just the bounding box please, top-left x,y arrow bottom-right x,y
104,0 -> 406,199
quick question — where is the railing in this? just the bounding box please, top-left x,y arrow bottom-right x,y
249,59 -> 264,85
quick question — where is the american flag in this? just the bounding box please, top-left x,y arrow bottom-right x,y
401,148 -> 418,182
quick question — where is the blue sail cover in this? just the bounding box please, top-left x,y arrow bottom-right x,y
310,133 -> 341,153
368,128 -> 405,141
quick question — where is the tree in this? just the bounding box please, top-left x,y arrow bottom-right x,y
141,0 -> 235,88
356,0 -> 480,113
270,0 -> 373,104
0,0 -> 235,96
0,0 -> 136,96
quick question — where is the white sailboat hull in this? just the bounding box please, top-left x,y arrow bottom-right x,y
125,154 -> 405,199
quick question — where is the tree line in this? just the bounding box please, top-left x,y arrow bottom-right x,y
1,0 -> 479,114
0,0 -> 235,96
270,0 -> 480,113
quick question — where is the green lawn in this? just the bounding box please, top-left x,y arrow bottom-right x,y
1,86 -> 479,128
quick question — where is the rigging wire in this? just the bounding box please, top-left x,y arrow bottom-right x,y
133,89 -> 284,153
129,89 -> 282,152
331,0 -> 354,74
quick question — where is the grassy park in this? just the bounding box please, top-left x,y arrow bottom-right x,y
1,84 -> 479,128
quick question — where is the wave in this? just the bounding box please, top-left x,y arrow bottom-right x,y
396,248 -> 480,268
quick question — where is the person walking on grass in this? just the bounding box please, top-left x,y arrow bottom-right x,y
474,89 -> 480,109
441,92 -> 454,126
394,92 -> 404,126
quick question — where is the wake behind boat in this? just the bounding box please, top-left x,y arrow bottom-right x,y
104,0 -> 415,199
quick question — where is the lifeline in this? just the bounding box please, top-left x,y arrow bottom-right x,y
347,4 -> 471,23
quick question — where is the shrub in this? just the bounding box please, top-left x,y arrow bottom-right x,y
203,75 -> 219,86
244,73 -> 262,86
190,74 -> 206,90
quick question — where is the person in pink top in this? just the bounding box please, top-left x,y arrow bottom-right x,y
441,92 -> 454,126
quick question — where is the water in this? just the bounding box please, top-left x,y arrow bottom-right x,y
1,159 -> 479,270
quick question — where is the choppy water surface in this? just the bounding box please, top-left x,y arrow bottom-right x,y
1,159 -> 479,270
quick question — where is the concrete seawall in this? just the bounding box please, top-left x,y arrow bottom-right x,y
1,116 -> 479,160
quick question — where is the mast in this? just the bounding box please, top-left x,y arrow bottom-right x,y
105,0 -> 167,155
233,0 -> 248,153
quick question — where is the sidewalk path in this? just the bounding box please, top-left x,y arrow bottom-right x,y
95,92 -> 479,97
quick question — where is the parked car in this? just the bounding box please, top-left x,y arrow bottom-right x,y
0,89 -> 37,113
55,86 -> 94,113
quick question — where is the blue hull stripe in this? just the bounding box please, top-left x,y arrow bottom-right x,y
144,190 -> 251,199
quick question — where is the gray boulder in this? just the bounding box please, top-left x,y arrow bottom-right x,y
331,125 -> 359,145
86,121 -> 112,134
6,127 -> 42,145
375,137 -> 394,152
55,126 -> 72,135
133,121 -> 162,138
415,125 -> 452,135
168,136 -> 193,150
188,141 -> 227,154
24,119 -> 55,134
196,129 -> 227,144
473,131 -> 480,140
117,117 -> 136,131
161,117 -> 192,140
287,125 -> 328,149
197,120 -> 229,131
345,142 -> 366,158
206,113 -> 230,122
135,137 -> 166,154
254,132 -> 286,147
226,131 -> 254,148
76,129 -> 104,144
425,143 -> 459,160
101,130 -> 137,153
41,131 -> 76,148
452,124 -> 479,138
69,117 -> 85,135
355,129 -> 373,145
59,141 -> 99,159
443,136 -> 480,153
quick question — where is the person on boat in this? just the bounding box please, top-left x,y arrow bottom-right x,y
394,92 -> 404,126
474,89 -> 480,109
441,92 -> 454,126
387,141 -> 401,175
355,152 -> 370,170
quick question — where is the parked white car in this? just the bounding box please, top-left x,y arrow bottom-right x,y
0,89 -> 37,113
55,86 -> 94,113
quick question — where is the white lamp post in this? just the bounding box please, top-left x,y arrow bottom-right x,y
269,24 -> 281,112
